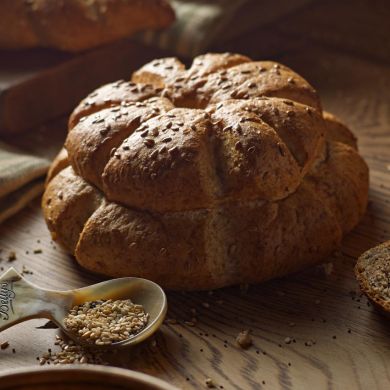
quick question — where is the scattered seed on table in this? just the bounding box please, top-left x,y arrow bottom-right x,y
21,265 -> 33,275
38,335 -> 107,365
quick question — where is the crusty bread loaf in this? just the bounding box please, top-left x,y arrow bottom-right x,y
355,241 -> 390,314
43,53 -> 369,290
0,0 -> 174,52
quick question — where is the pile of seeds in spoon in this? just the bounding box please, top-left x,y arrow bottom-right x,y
64,299 -> 149,346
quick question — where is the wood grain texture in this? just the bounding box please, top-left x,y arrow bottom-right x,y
1,4 -> 390,389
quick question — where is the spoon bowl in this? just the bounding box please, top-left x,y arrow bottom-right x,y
0,268 -> 167,348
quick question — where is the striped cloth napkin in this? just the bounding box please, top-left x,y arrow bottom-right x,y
0,0 -> 311,224
0,142 -> 49,224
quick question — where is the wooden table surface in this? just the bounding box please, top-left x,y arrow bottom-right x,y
1,2 -> 390,389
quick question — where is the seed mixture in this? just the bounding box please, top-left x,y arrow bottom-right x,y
38,335 -> 107,365
64,299 -> 149,346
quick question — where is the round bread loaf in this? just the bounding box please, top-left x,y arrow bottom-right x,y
0,0 -> 174,52
42,53 -> 369,290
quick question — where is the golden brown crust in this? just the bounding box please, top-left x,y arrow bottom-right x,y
134,56 -> 321,110
131,57 -> 187,88
0,0 -> 174,52
306,142 -> 368,234
68,81 -> 162,129
44,169 -> 342,290
76,202 -> 215,290
43,52 -> 369,290
208,98 -> 325,181
66,96 -> 174,189
42,166 -> 102,253
45,147 -> 69,186
71,96 -> 327,213
0,1 -> 38,49
323,111 -> 357,149
102,107 -> 218,212
198,61 -> 322,111
132,53 -> 251,90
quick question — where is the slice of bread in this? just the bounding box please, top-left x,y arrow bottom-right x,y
355,241 -> 390,313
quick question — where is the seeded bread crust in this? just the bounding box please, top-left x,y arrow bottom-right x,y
355,241 -> 390,313
0,0 -> 174,52
43,53 -> 369,290
132,53 -> 322,111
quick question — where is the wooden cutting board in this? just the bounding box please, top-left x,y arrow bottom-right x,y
0,40 -> 165,134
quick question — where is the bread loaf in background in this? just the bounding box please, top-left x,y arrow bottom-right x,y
43,53 -> 369,290
0,0 -> 174,52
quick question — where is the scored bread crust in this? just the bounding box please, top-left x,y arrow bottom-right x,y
0,0 -> 174,52
43,53 -> 369,290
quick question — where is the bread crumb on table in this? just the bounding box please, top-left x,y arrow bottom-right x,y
236,330 -> 252,349
205,378 -> 216,388
7,251 -> 16,261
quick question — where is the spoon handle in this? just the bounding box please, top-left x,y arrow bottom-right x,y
0,267 -> 72,332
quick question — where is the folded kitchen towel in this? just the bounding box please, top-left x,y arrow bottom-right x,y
0,142 -> 50,224
0,0 -> 312,224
